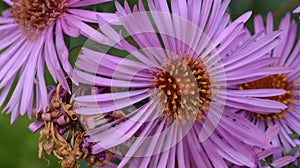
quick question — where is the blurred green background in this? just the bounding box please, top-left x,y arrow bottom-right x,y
0,0 -> 300,167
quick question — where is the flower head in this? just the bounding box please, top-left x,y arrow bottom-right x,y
0,0 -> 117,124
73,0 -> 290,167
239,12 -> 300,160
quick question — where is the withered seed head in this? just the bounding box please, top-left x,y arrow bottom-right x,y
35,85 -> 115,168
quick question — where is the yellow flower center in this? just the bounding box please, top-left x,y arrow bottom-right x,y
11,0 -> 67,36
152,54 -> 212,125
239,74 -> 298,121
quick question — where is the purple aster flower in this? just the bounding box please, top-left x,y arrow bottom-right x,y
0,0 -> 118,124
238,12 -> 300,161
73,0 -> 291,167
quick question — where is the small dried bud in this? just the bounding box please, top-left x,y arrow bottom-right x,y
66,110 -> 78,121
65,104 -> 72,111
89,155 -> 96,164
43,141 -> 54,154
52,102 -> 60,109
41,113 -> 52,122
51,110 -> 62,119
32,109 -> 38,119
57,115 -> 69,126
110,110 -> 125,119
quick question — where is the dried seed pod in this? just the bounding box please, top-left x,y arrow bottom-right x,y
66,110 -> 78,121
43,141 -> 54,155
56,115 -> 70,126
41,113 -> 52,122
110,110 -> 125,119
52,102 -> 60,109
51,110 -> 62,119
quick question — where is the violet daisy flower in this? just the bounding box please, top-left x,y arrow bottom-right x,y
238,12 -> 300,160
0,0 -> 118,124
73,0 -> 291,167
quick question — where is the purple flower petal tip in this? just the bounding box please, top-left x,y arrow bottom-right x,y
28,121 -> 44,133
